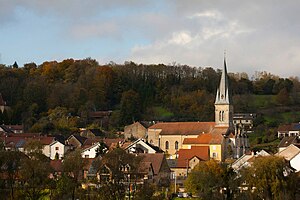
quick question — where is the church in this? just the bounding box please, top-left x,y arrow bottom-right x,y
147,58 -> 249,161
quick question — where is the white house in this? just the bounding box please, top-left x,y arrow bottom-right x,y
50,140 -> 68,160
276,144 -> 300,172
81,142 -> 101,158
124,138 -> 159,154
231,150 -> 270,172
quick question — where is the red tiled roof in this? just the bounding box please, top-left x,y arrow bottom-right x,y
50,160 -> 63,172
103,138 -> 125,148
148,122 -> 215,135
176,146 -> 209,168
36,136 -> 55,145
183,127 -> 227,145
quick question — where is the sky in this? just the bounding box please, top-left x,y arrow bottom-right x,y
0,0 -> 300,78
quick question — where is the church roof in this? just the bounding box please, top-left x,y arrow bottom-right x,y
148,122 -> 215,135
182,126 -> 228,145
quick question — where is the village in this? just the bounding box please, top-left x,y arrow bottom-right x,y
0,60 -> 299,200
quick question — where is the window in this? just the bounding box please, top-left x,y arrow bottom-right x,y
222,111 -> 225,121
175,141 -> 179,150
219,111 -> 222,121
55,147 -> 59,151
165,141 -> 169,150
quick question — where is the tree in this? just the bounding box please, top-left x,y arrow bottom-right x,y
19,152 -> 52,200
95,140 -> 108,157
62,150 -> 85,200
98,148 -> 143,200
120,90 -> 141,126
184,160 -> 236,199
242,156 -> 297,200
0,151 -> 24,200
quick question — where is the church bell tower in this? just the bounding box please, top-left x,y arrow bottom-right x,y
215,57 -> 233,128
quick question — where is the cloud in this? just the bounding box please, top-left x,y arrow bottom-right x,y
1,0 -> 300,77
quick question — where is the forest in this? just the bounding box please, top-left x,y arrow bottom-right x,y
0,58 -> 300,140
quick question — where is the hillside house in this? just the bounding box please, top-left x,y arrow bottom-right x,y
278,123 -> 300,138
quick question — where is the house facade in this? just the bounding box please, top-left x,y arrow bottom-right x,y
124,122 -> 148,140
50,140 -> 68,159
81,142 -> 101,158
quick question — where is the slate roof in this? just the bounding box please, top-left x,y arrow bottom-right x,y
278,123 -> 300,132
176,146 -> 209,168
278,136 -> 299,148
148,122 -> 215,135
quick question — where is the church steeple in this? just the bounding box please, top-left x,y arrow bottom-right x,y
215,56 -> 233,128
215,57 -> 231,104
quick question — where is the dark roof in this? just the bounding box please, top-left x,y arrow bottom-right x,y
53,134 -> 66,144
166,159 -> 177,168
0,125 -> 14,133
89,111 -> 112,118
278,136 -> 299,148
88,129 -> 105,137
138,153 -> 171,175
71,135 -> 87,145
278,123 -> 300,132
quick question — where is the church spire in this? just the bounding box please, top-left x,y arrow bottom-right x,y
214,55 -> 233,128
215,56 -> 230,105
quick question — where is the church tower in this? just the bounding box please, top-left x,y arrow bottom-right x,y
215,57 -> 233,128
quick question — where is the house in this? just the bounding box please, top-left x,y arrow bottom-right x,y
4,125 -> 24,134
0,125 -> 14,134
66,134 -> 87,148
173,146 -> 210,178
147,58 -> 249,160
88,110 -> 112,129
80,128 -> 105,138
278,123 -> 300,138
231,150 -> 270,172
50,160 -> 63,179
49,140 -> 69,159
81,142 -> 102,158
182,128 -> 229,161
233,113 -> 256,133
138,153 -> 171,186
124,121 -> 154,140
278,136 -> 300,152
124,138 -> 162,154
276,144 -> 300,172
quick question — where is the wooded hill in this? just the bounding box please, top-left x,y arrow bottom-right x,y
0,58 -> 300,138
